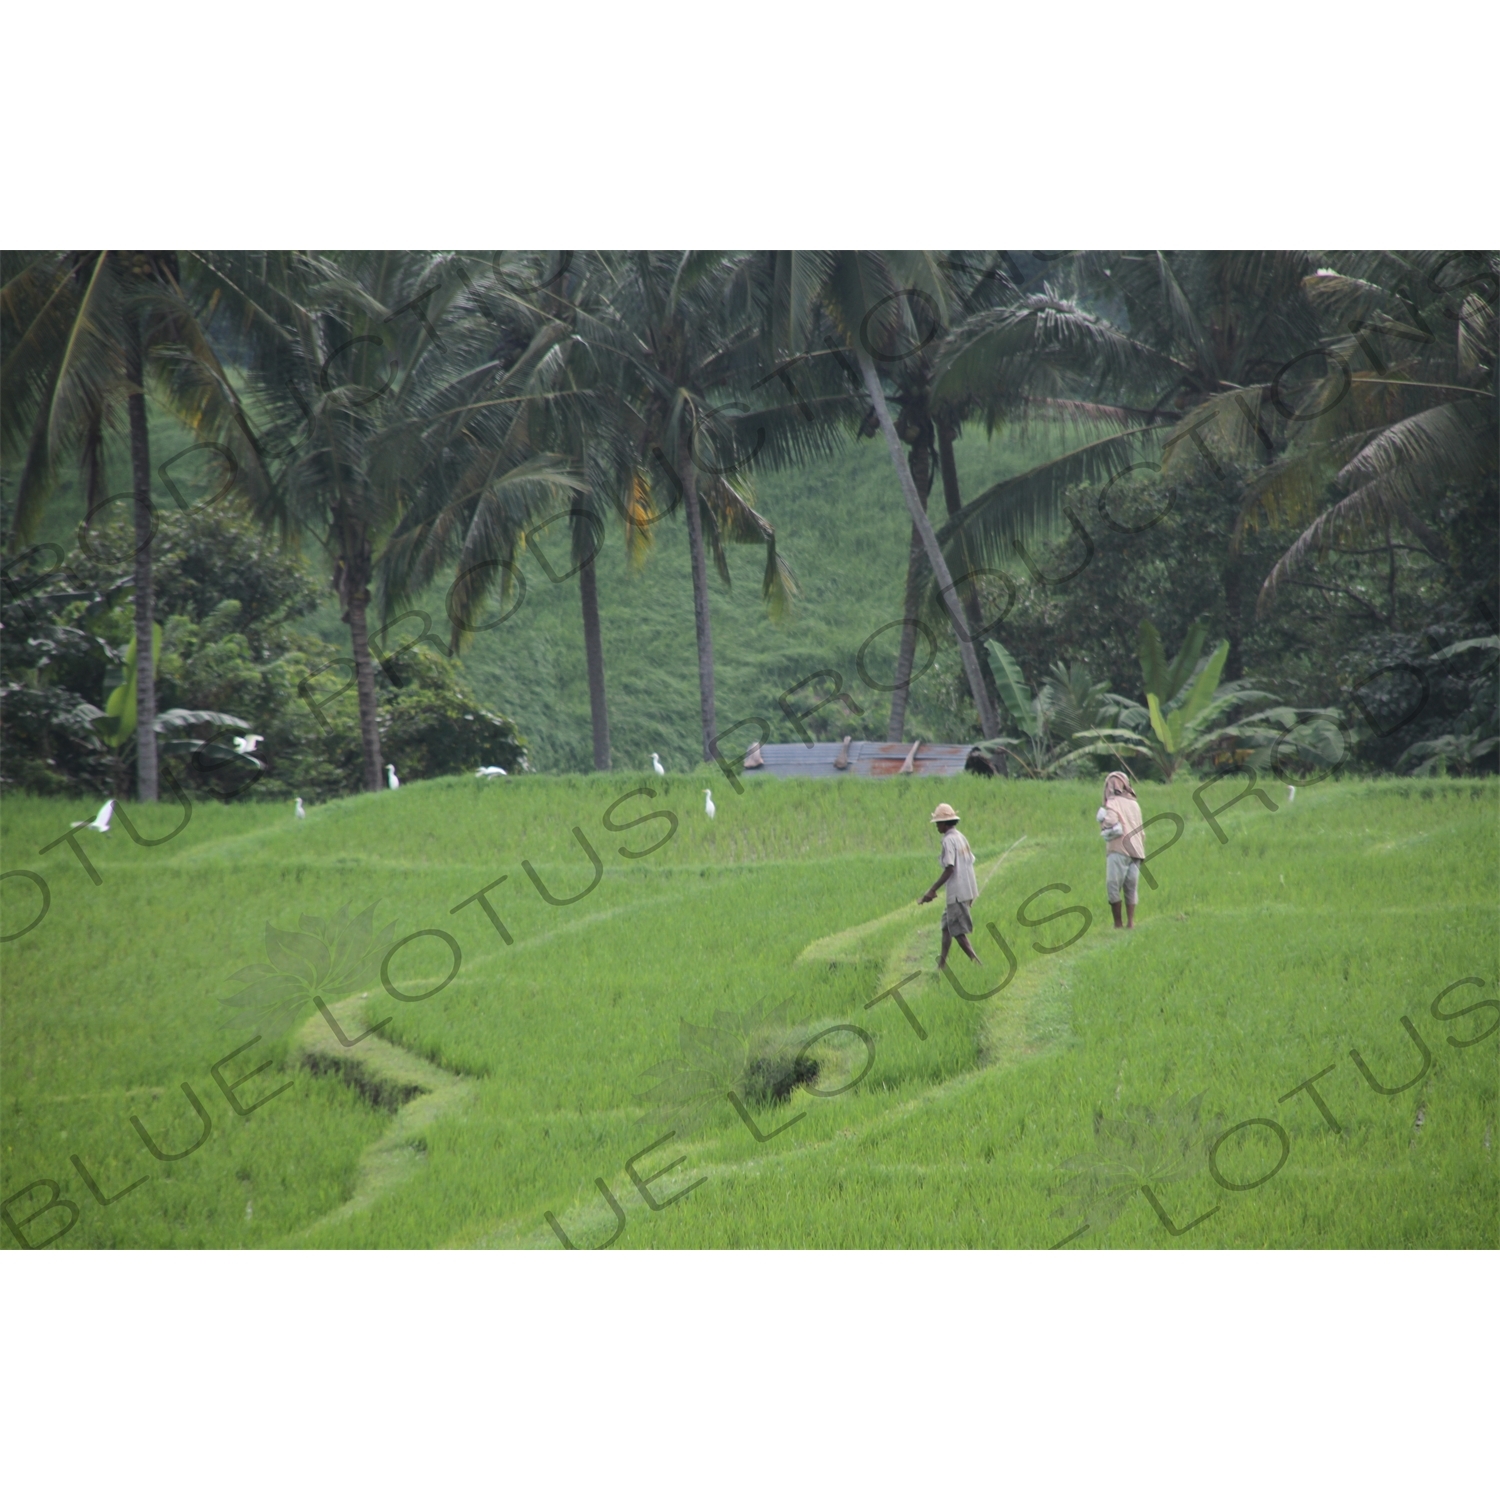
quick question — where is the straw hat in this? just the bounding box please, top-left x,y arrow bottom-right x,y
930,802 -> 960,823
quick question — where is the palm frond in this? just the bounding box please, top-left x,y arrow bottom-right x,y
6,254 -> 124,542
824,253 -> 904,351
700,474 -> 797,619
1336,396 -> 1494,496
932,425 -> 1156,570
933,293 -> 1179,419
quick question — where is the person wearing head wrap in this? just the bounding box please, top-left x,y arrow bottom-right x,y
1097,771 -> 1146,929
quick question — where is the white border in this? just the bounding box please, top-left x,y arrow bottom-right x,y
1,1251 -> 1494,1493
3,2 -> 1494,246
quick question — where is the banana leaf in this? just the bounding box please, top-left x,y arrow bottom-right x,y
100,623 -> 162,749
985,640 -> 1040,737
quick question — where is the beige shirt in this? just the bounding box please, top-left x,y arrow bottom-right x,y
1100,795 -> 1146,859
940,829 -> 979,904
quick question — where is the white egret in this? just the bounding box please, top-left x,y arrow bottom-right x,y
233,734 -> 264,755
651,753 -> 665,777
386,763 -> 401,790
295,797 -> 306,820
475,766 -> 508,778
1287,786 -> 1296,803
72,799 -> 114,834
703,788 -> 716,820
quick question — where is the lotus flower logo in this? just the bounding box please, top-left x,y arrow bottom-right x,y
220,903 -> 397,1034
635,999 -> 813,1130
1057,1091 -> 1224,1232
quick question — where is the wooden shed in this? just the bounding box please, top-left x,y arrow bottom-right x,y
739,738 -> 995,779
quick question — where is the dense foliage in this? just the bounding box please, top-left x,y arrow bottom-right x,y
957,466 -> 1498,776
3,248 -> 1494,794
0,504 -> 525,800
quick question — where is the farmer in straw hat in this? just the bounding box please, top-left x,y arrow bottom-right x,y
919,802 -> 981,969
1097,770 -> 1146,930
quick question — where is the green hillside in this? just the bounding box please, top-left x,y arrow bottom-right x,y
297,425 -> 1083,774
4,772 -> 1494,1249
24,409 -> 1083,776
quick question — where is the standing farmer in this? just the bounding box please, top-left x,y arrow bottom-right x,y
1097,771 -> 1146,929
919,802 -> 981,969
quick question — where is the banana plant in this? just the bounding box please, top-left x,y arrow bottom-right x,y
89,623 -> 257,795
154,707 -> 258,765
1147,636 -> 1231,760
979,640 -> 1127,777
1397,636 -> 1499,776
1138,619 -> 1211,719
95,624 -> 162,749
1237,705 -> 1348,775
94,629 -> 255,766
1071,618 -> 1279,781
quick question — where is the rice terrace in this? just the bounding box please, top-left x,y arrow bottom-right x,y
2,249 -> 1497,1251
2,772 -> 1493,1250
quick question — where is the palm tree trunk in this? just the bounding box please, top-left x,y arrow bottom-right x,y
124,315 -> 159,803
578,550 -> 612,770
936,421 -> 963,515
888,431 -> 935,739
858,352 -> 1000,739
886,526 -> 924,739
344,587 -> 385,793
938,421 -> 1001,710
335,524 -> 383,792
680,453 -> 718,763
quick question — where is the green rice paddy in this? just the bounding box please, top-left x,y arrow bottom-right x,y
2,772 -> 1495,1248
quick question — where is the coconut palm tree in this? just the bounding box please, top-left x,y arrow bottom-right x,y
752,252 -> 1166,739
873,251 -> 1165,736
371,254 -> 593,740
2,250 -> 272,800
185,250 -> 494,791
528,253 -> 619,770
758,251 -> 1002,738
868,252 -> 1015,737
380,251 -> 828,773
486,251 -> 641,772
929,252 -> 1331,680
576,252 -> 805,764
997,251 -> 1497,657
1234,252 -> 1498,615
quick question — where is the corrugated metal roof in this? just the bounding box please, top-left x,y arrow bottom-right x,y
741,740 -> 992,778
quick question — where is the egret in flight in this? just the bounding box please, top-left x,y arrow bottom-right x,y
475,766 -> 508,778
72,799 -> 114,834
233,734 -> 264,755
